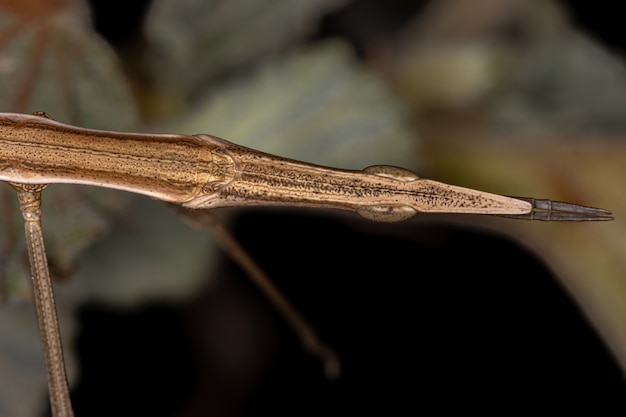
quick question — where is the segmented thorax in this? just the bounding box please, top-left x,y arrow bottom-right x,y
201,149 -> 238,193
182,137 -> 239,208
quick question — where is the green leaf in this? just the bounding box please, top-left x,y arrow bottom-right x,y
0,0 -> 138,130
58,196 -> 216,308
170,41 -> 419,170
144,0 -> 348,93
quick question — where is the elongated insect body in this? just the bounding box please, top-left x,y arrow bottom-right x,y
0,112 -> 611,222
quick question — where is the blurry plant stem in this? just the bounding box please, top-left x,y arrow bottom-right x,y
174,207 -> 341,379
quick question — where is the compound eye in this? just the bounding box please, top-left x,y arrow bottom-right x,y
357,204 -> 417,222
363,165 -> 420,182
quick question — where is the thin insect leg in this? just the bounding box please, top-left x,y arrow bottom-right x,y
9,182 -> 74,417
499,197 -> 613,221
174,206 -> 341,379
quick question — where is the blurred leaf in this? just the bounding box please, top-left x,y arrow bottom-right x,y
392,42 -> 509,110
144,0 -> 349,94
0,298 -> 76,417
0,184 -> 122,303
58,196 -> 215,307
385,0 -> 534,111
0,0 -> 141,309
169,40 -> 419,170
492,31 -> 626,134
0,0 -> 142,305
0,0 -> 138,130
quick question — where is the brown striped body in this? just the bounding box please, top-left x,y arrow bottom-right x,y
0,112 -> 531,221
